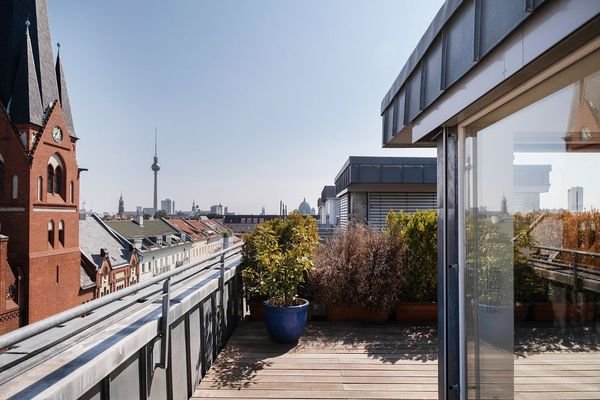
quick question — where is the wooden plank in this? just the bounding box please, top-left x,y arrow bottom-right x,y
197,321 -> 600,399
192,389 -> 438,399
202,375 -> 437,384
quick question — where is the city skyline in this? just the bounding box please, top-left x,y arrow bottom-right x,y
46,1 -> 440,214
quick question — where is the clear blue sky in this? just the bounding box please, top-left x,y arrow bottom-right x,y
48,0 -> 442,214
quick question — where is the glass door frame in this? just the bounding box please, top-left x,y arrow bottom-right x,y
456,36 -> 600,400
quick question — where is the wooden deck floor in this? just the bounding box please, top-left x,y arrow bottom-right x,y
194,321 -> 600,399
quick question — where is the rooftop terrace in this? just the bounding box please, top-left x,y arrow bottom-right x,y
197,321 -> 600,400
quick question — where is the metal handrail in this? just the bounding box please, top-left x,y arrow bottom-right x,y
534,244 -> 600,258
0,241 -> 243,350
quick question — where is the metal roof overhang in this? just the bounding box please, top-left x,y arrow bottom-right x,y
381,0 -> 600,148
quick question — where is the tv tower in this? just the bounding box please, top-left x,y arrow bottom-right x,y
151,129 -> 160,213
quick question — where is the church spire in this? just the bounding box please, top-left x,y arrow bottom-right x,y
9,19 -> 44,126
55,42 -> 76,137
0,0 -> 60,114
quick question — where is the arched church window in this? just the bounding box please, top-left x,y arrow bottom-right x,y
47,165 -> 54,194
58,220 -> 65,247
37,176 -> 43,201
69,181 -> 74,203
0,154 -> 5,195
11,175 -> 17,199
48,220 -> 55,248
47,154 -> 66,198
54,166 -> 63,196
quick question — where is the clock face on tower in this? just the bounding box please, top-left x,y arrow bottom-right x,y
52,126 -> 63,143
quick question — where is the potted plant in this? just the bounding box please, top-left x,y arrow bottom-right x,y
311,223 -> 404,321
386,210 -> 437,322
242,213 -> 319,343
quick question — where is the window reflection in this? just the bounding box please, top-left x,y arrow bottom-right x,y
464,67 -> 600,398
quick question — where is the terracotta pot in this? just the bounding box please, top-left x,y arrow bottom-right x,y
327,304 -> 388,322
532,302 -> 554,321
514,303 -> 530,321
395,303 -> 437,322
568,302 -> 597,322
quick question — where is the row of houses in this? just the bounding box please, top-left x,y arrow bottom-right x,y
79,214 -> 234,300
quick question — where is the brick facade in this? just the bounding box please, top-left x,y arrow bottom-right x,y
0,103 -> 91,328
0,236 -> 20,335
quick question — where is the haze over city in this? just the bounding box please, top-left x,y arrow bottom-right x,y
47,0 -> 441,214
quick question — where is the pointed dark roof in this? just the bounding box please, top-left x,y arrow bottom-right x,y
56,45 -> 76,137
0,0 -> 60,119
9,21 -> 43,126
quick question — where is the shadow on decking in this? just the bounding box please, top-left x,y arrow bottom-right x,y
205,321 -> 438,389
306,322 -> 438,364
514,323 -> 600,358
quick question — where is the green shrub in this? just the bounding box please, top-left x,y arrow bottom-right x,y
386,210 -> 437,303
242,213 -> 319,307
311,222 -> 405,311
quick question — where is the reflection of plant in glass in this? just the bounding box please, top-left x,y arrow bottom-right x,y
467,214 -> 513,307
513,214 -> 549,304
242,213 -> 319,307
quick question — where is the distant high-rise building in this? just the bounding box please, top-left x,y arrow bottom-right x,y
568,186 -> 584,212
260,206 -> 266,215
118,194 -> 125,216
161,198 -> 175,214
151,131 -> 160,214
210,204 -> 224,215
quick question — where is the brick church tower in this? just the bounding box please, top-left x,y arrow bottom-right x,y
0,0 -> 91,326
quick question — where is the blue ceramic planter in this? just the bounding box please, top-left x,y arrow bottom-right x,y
263,298 -> 309,343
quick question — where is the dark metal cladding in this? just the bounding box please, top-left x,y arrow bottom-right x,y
380,0 -> 572,147
381,0 -> 463,113
10,24 -> 43,126
334,156 -> 437,194
320,186 -> 336,202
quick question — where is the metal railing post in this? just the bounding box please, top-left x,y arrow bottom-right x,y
158,277 -> 171,369
217,240 -> 228,349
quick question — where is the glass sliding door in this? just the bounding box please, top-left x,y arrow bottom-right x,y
461,48 -> 600,399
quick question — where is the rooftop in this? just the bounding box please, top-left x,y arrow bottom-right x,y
335,156 -> 437,194
80,214 -> 131,269
105,218 -> 176,239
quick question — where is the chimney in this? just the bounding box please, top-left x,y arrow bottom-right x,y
100,248 -> 109,258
